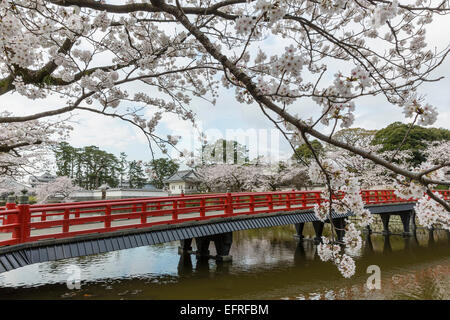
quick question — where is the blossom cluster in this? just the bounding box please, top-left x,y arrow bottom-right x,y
317,236 -> 356,278
235,16 -> 259,36
273,45 -> 305,77
415,193 -> 450,231
370,0 -> 399,28
254,0 -> 286,25
402,102 -> 438,126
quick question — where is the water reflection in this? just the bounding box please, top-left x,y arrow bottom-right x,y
0,226 -> 448,300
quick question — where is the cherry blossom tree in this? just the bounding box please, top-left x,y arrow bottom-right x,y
0,111 -> 71,182
197,160 -> 308,192
35,176 -> 80,203
1,0 -> 449,277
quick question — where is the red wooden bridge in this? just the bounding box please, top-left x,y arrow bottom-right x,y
0,189 -> 448,273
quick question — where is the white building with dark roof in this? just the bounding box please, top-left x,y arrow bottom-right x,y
165,169 -> 201,195
29,172 -> 57,188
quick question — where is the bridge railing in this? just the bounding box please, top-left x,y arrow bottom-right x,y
0,189 -> 447,247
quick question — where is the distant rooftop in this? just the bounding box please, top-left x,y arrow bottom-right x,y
165,170 -> 200,183
29,172 -> 56,184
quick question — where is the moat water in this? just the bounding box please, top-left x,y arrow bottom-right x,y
0,224 -> 448,300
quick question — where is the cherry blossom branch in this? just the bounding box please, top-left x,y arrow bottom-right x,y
151,0 -> 450,193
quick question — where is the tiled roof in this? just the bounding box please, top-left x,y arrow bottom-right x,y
165,170 -> 200,183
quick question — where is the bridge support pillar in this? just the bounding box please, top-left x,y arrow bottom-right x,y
195,236 -> 211,258
213,232 -> 233,262
194,232 -> 233,262
312,221 -> 324,244
178,238 -> 194,254
400,213 -> 412,237
363,225 -> 372,235
410,210 -> 417,231
380,214 -> 391,236
294,223 -> 305,241
383,235 -> 392,254
177,251 -> 193,276
332,218 -> 346,241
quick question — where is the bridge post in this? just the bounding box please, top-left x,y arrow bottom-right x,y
410,209 -> 417,231
332,218 -> 346,241
400,212 -> 412,237
195,236 -> 211,258
380,213 -> 391,235
105,205 -> 112,229
172,200 -> 178,221
16,193 -> 31,243
213,232 -> 233,262
294,223 -> 304,240
267,194 -> 273,211
363,225 -> 372,235
225,192 -> 233,216
178,238 -> 193,254
62,208 -> 70,233
312,221 -> 324,244
5,194 -> 16,232
286,193 -> 291,210
180,192 -> 185,208
249,195 -> 255,213
428,227 -> 435,246
141,203 -> 147,224
200,198 -> 206,217
177,250 -> 193,276
364,233 -> 374,255
383,235 -> 392,254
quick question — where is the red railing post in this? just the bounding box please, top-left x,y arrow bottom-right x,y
267,194 -> 273,211
172,200 -> 178,221
360,190 -> 366,204
105,205 -> 111,229
200,198 -> 206,218
286,192 -> 291,209
250,195 -> 255,213
225,192 -> 233,216
141,203 -> 147,224
63,208 -> 70,233
180,192 -> 185,208
302,192 -> 307,208
75,208 -> 80,219
290,189 -> 296,207
315,192 -> 322,206
5,195 -> 16,232
16,203 -> 31,243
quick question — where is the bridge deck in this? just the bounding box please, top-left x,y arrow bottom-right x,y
0,189 -> 447,249
0,204 -> 301,242
0,187 -> 447,274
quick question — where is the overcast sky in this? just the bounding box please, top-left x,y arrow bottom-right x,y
2,6 -> 449,170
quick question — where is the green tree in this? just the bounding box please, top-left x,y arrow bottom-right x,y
292,140 -> 324,164
128,160 -> 147,189
53,142 -> 78,178
146,158 -> 179,189
371,122 -> 450,165
54,143 -> 120,189
332,128 -> 377,148
199,139 -> 249,165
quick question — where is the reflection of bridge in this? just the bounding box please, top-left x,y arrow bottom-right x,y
0,189 -> 448,273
